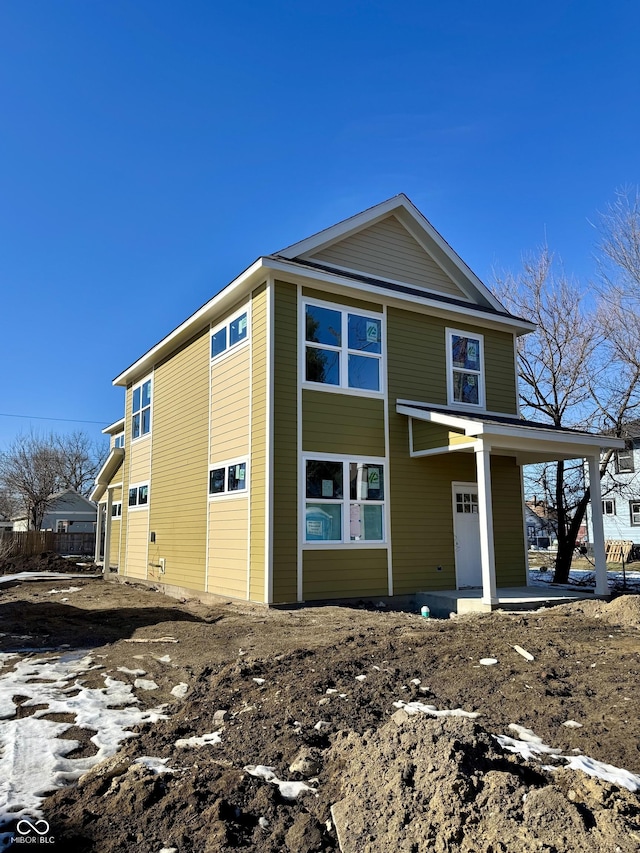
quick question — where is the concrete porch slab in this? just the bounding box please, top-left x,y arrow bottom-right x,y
421,586 -> 600,618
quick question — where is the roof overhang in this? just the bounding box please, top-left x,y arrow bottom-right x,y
90,447 -> 125,502
397,402 -> 625,465
102,418 -> 125,435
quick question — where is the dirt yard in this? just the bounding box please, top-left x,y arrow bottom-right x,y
1,558 -> 639,852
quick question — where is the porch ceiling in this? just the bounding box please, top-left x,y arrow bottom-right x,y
397,401 -> 624,464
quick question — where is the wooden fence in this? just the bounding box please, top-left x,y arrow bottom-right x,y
0,531 -> 96,558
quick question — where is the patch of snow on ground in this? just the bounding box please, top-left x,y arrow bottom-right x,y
133,756 -> 177,774
496,724 -> 640,792
243,764 -> 317,800
0,652 -> 168,840
393,700 -> 480,719
117,667 -> 147,676
170,683 -> 189,698
134,678 -> 159,691
175,732 -> 222,748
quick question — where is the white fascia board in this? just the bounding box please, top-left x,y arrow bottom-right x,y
91,447 -> 125,501
102,418 -> 125,435
479,423 -> 625,451
112,259 -> 267,387
267,257 -> 535,336
396,404 -> 474,433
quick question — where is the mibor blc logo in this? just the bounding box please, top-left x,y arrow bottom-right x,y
12,819 -> 55,845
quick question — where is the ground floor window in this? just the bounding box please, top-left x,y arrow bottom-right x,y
304,458 -> 385,543
630,501 -> 640,525
128,483 -> 149,509
111,502 -> 122,518
209,459 -> 247,496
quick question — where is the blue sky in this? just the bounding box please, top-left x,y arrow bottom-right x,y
1,1 -> 638,450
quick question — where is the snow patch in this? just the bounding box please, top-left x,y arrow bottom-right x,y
117,667 -> 147,677
175,732 -> 222,748
170,683 -> 189,699
243,764 -> 317,800
134,679 -> 159,691
133,756 -> 177,774
393,700 -> 479,719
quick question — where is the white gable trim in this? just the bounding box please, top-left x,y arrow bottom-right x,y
277,194 -> 505,314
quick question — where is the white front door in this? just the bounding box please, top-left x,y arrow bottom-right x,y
452,483 -> 482,588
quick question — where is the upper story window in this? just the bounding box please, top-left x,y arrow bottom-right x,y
211,309 -> 249,360
114,433 -> 125,449
447,329 -> 485,408
304,301 -> 383,394
615,442 -> 635,474
132,379 -> 152,440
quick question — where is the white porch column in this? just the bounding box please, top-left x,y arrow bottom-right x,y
104,488 -> 113,572
94,503 -> 104,565
475,442 -> 498,605
588,455 -> 608,596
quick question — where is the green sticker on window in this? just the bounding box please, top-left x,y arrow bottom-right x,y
366,320 -> 378,343
368,467 -> 380,488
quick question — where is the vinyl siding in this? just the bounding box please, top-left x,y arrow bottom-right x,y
108,487 -> 122,569
272,281 -> 298,603
125,508 -> 149,579
388,306 -> 518,415
207,498 -> 249,598
129,436 -> 152,484
492,455 -> 527,586
249,284 -> 267,602
302,287 -> 383,314
302,390 -> 385,457
147,328 -> 209,591
411,421 -> 450,453
308,215 -> 468,299
210,346 -> 250,459
303,549 -> 388,600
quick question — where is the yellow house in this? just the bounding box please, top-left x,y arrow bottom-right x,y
91,195 -> 622,607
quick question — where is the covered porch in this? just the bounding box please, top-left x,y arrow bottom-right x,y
396,401 -> 625,606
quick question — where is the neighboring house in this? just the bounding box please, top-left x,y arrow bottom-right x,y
12,489 -> 98,532
91,194 -> 622,604
586,421 -> 640,553
524,499 -> 557,549
0,514 -> 12,533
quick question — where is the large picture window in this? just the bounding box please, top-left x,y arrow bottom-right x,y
132,379 -> 152,439
447,329 -> 484,408
209,460 -> 248,497
211,309 -> 249,360
304,302 -> 383,393
304,458 -> 385,543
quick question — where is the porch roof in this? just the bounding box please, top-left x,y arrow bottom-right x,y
396,401 -> 625,465
90,447 -> 125,502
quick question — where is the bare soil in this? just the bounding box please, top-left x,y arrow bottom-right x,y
1,561 -> 639,852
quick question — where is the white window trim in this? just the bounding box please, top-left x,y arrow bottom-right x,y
131,375 -> 153,443
128,481 -> 150,511
602,499 -> 615,516
301,298 -> 385,398
446,328 -> 486,410
210,304 -> 250,363
113,432 -> 125,449
301,453 -> 387,547
111,501 -> 123,519
208,456 -> 249,499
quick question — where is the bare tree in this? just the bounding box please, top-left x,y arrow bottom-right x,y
0,434 -> 62,530
494,233 -> 640,584
0,430 -> 108,529
53,431 -> 108,497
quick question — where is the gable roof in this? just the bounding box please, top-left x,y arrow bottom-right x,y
113,195 -> 534,387
276,194 -> 505,312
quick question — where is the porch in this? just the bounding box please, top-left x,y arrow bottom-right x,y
420,584 -> 602,618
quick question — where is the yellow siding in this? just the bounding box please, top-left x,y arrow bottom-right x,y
129,436 -> 151,484
125,509 -> 149,579
148,329 -> 209,590
492,456 -> 527,586
120,386 -> 133,576
249,284 -> 267,602
207,498 -> 249,598
485,331 -> 518,415
108,487 -> 122,569
309,215 -> 467,298
302,390 -> 385,457
210,345 -> 250,459
272,281 -> 298,603
303,549 -> 388,600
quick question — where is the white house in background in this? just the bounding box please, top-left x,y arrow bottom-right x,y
12,489 -> 97,533
586,421 -> 640,555
0,514 -> 12,532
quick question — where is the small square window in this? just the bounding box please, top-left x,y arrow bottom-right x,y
602,499 -> 615,515
630,501 -> 640,526
228,462 -> 246,491
211,328 -> 227,358
229,313 -> 248,346
209,467 -> 225,494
